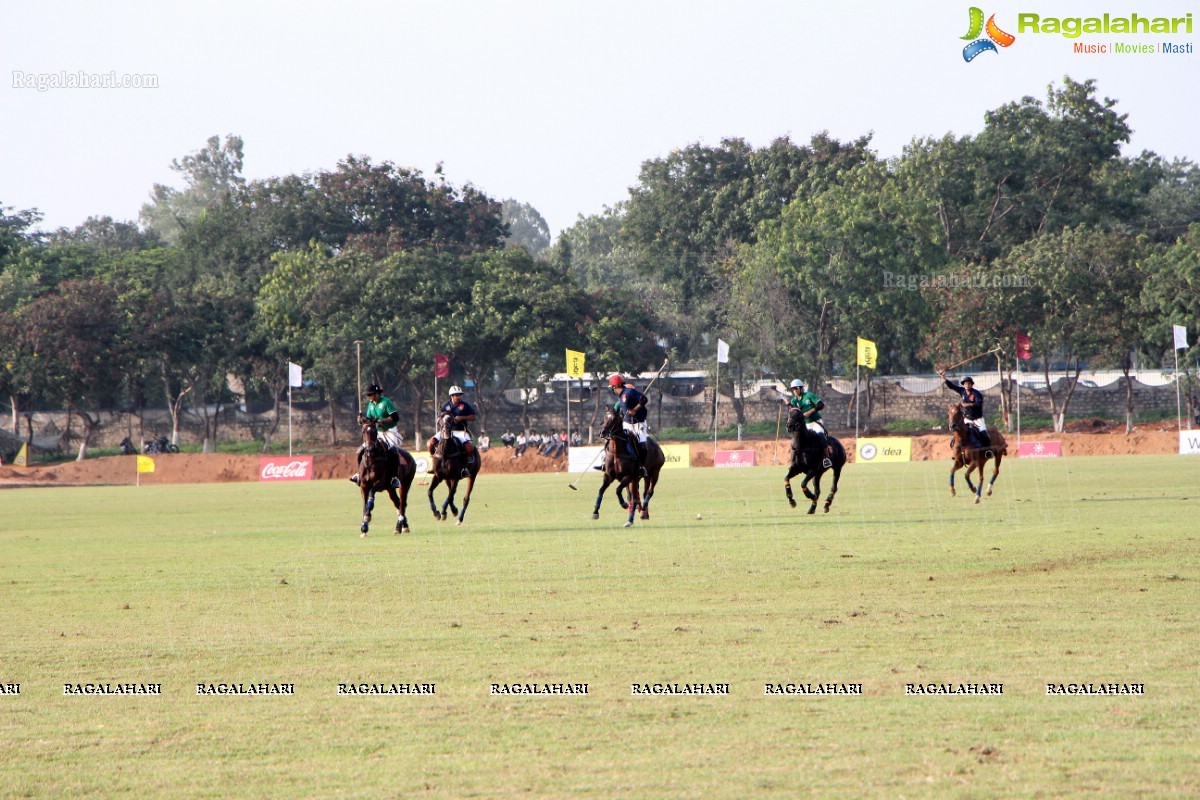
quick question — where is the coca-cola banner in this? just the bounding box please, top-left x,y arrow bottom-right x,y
259,456 -> 314,481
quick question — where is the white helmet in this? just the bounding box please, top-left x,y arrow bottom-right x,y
789,379 -> 805,390
448,385 -> 464,396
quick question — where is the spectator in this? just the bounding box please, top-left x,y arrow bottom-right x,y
570,429 -> 582,447
478,431 -> 491,452
514,431 -> 527,458
501,429 -> 516,449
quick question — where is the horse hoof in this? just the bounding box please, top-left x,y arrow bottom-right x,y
623,521 -> 633,528
788,498 -> 797,508
360,522 -> 369,533
360,532 -> 368,538
456,520 -> 463,527
591,513 -> 599,520
974,496 -> 981,504
824,505 -> 832,514
807,506 -> 816,515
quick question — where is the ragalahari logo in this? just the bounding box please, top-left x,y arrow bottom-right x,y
962,7 -> 1016,61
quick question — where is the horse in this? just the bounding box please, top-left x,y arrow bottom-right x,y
356,421 -> 417,536
783,408 -> 846,514
592,410 -> 663,526
427,414 -> 481,526
948,403 -> 1007,503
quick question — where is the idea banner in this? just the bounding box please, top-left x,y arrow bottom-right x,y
1180,431 -> 1200,455
259,456 -> 314,481
855,438 -> 912,463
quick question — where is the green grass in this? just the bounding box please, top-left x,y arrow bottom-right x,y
2,457 -> 1198,798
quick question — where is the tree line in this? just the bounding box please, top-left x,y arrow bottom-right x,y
2,77 -> 1198,457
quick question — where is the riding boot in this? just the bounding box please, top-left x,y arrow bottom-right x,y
819,434 -> 833,469
636,439 -> 648,476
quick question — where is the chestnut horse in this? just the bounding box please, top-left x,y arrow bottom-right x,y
356,421 -> 417,536
948,403 -> 1007,503
592,410 -> 664,525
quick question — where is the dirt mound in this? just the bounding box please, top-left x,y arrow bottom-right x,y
0,427 -> 1184,487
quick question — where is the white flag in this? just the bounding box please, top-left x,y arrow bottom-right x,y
716,338 -> 729,364
288,362 -> 303,387
1173,325 -> 1189,350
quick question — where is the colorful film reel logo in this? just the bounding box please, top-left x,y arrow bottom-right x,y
962,7 -> 1016,61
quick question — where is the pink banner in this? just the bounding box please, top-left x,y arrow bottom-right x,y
1018,441 -> 1061,458
714,450 -> 757,468
259,456 -> 314,481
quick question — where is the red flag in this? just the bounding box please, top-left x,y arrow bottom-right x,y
434,353 -> 450,378
1015,333 -> 1031,360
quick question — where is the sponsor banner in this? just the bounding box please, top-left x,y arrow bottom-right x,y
715,450 -> 756,468
568,446 -> 605,474
660,444 -> 690,469
1181,431 -> 1200,456
1018,441 -> 1062,458
259,456 -> 314,481
855,438 -> 912,463
414,455 -> 432,474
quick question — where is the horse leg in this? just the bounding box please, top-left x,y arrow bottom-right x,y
616,482 -> 629,510
824,465 -> 841,513
455,474 -> 475,526
442,479 -> 459,521
593,474 -> 614,520
427,475 -> 444,520
360,487 -> 374,536
784,463 -> 802,508
384,487 -> 405,534
640,476 -> 655,520
623,477 -> 639,528
987,453 -> 1002,497
806,472 -> 820,515
949,456 -> 961,497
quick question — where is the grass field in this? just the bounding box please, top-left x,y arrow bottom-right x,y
2,456 -> 1198,798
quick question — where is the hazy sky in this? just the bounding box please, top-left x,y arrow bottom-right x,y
3,0 -> 1197,237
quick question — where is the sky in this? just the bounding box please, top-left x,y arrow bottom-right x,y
2,0 -> 1197,238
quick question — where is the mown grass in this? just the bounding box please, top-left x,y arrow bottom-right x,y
1,456 -> 1197,798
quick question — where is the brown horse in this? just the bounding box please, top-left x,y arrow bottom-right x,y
783,408 -> 845,514
427,414 -> 481,525
356,421 -> 417,536
592,410 -> 662,526
948,403 -> 1007,503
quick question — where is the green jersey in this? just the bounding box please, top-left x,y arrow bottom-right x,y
365,396 -> 398,431
788,391 -> 822,423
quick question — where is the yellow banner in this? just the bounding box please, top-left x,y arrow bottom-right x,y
659,444 -> 691,469
136,455 -> 156,473
855,438 -> 911,463
857,337 -> 877,369
566,349 -> 585,378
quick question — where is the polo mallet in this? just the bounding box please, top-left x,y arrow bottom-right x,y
567,448 -> 607,490
939,345 -> 1002,375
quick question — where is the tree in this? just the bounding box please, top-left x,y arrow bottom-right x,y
501,199 -> 551,257
140,135 -> 246,245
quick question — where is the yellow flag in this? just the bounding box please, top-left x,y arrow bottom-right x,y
857,337 -> 877,369
14,442 -> 28,467
566,349 -> 585,378
136,455 -> 156,474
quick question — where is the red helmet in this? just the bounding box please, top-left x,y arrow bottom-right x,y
608,374 -> 624,387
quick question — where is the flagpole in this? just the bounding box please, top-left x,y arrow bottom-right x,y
288,378 -> 293,457
713,357 -> 720,461
855,363 -> 860,445
1175,345 -> 1182,434
1016,354 -> 1021,452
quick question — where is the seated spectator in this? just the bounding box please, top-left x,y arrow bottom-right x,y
570,429 -> 582,447
478,431 -> 490,452
501,429 -> 516,448
514,431 -> 527,458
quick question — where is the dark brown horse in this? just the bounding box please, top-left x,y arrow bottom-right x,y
948,403 -> 1007,503
427,414 -> 481,525
783,408 -> 845,514
356,421 -> 417,536
592,410 -> 663,526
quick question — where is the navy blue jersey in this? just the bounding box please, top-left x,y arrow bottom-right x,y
616,386 -> 648,423
944,380 -> 984,420
440,399 -> 477,430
